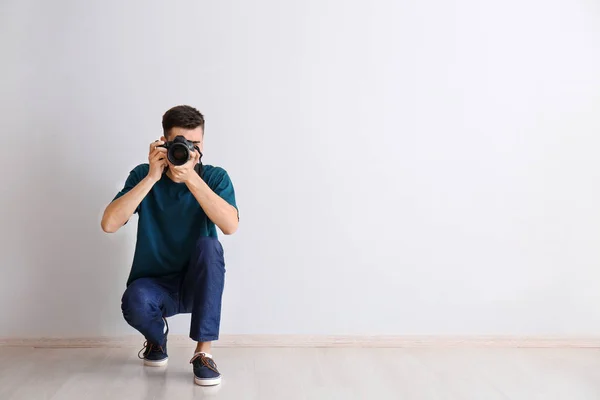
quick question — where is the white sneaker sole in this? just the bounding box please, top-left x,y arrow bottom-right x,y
144,358 -> 168,367
194,376 -> 222,386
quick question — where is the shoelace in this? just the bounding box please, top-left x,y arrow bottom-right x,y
189,353 -> 219,374
137,317 -> 169,359
138,341 -> 165,359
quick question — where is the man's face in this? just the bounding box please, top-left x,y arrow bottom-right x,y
162,126 -> 204,154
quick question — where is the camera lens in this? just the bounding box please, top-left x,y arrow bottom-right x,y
172,147 -> 187,161
168,143 -> 189,166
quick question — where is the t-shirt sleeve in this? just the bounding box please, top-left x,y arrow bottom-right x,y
209,168 -> 238,217
113,164 -> 148,214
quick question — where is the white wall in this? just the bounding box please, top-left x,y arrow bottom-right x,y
1,0 -> 600,338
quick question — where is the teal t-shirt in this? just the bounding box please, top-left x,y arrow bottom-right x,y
114,164 -> 237,285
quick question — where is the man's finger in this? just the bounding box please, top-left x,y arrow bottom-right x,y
150,151 -> 165,161
149,140 -> 165,151
150,149 -> 162,159
151,153 -> 166,164
150,147 -> 167,158
186,152 -> 198,166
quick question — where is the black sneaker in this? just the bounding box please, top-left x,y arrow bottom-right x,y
138,318 -> 169,367
190,352 -> 221,386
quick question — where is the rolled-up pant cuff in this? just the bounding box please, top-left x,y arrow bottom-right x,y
191,335 -> 219,342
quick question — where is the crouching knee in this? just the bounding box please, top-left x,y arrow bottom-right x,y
121,279 -> 161,327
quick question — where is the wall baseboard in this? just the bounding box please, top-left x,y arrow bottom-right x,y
1,335 -> 600,349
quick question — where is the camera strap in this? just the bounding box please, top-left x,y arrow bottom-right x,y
194,149 -> 204,179
194,162 -> 204,179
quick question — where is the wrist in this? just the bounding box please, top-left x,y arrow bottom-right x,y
184,170 -> 204,188
144,174 -> 160,185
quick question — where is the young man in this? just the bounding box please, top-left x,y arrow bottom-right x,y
101,105 -> 238,386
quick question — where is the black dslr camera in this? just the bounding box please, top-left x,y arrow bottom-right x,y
159,135 -> 200,166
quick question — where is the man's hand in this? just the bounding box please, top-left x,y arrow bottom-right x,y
168,149 -> 200,183
148,140 -> 168,182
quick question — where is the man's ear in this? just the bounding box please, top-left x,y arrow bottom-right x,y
161,135 -> 167,142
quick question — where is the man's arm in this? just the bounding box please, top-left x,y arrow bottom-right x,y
185,173 -> 239,235
101,175 -> 158,233
101,141 -> 167,233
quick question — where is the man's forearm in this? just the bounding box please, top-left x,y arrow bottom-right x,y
101,176 -> 157,233
186,174 -> 239,235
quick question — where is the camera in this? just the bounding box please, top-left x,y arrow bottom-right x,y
159,135 -> 199,166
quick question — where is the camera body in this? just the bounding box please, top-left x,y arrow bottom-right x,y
159,135 -> 199,166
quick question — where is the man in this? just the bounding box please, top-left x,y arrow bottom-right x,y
101,105 -> 238,386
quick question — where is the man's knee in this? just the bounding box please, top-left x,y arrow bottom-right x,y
121,279 -> 160,325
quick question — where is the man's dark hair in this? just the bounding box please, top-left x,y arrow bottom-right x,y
162,105 -> 205,137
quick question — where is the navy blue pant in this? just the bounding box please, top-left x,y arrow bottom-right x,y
121,237 -> 225,345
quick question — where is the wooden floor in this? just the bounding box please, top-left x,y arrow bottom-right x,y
1,346 -> 600,399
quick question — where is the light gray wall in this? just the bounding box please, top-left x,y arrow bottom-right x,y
1,0 -> 600,338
